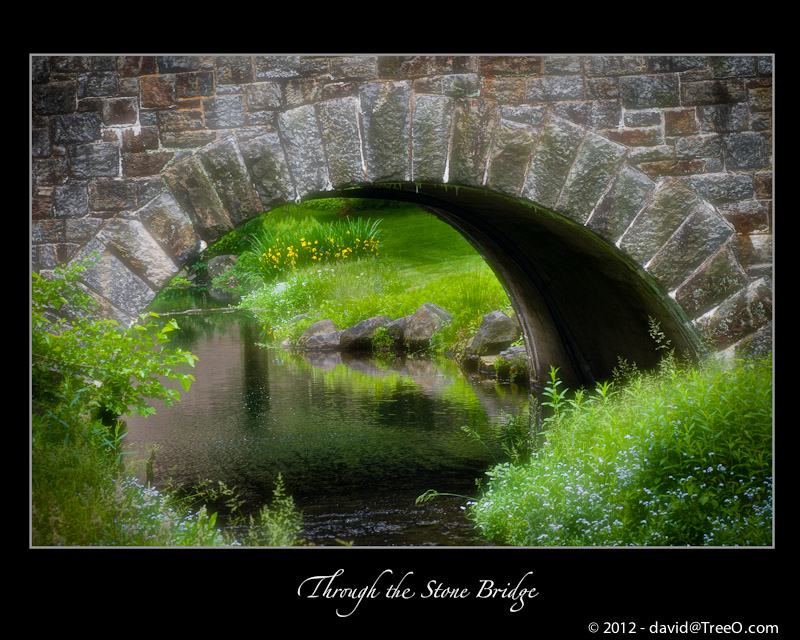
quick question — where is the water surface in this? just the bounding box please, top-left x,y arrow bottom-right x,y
124,311 -> 528,546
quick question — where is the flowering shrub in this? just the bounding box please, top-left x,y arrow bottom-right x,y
470,354 -> 773,546
246,217 -> 382,283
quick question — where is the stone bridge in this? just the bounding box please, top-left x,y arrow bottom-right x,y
31,54 -> 773,386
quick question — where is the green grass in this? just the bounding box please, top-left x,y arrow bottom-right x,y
468,353 -> 773,546
32,433 -> 302,546
233,201 -> 511,349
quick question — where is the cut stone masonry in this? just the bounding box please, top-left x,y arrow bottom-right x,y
31,54 -> 773,363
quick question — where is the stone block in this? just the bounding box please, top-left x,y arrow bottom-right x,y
500,104 -> 546,127
164,155 -> 234,242
156,56 -> 203,73
412,94 -> 453,182
68,143 -> 120,178
639,159 -> 709,177
486,119 -> 539,196
65,217 -> 104,244
237,129 -> 295,207
101,97 -> 138,125
624,109 -> 661,127
481,76 -> 526,102
78,72 -> 118,98
198,137 -> 263,225
159,131 -> 218,149
203,95 -> 246,129
748,86 -> 772,112
710,56 -> 756,78
694,277 -> 772,349
522,115 -> 585,209
32,129 -> 50,157
216,56 -> 254,84
674,246 -> 749,318
584,56 -> 648,77
254,55 -> 327,79
619,178 -> 700,265
52,180 -> 88,218
590,100 -> 622,129
140,75 -> 176,108
358,81 -> 411,182
157,109 -> 204,132
245,82 -> 283,110
698,103 -> 749,132
619,74 -> 680,109
680,80 -> 745,106
318,96 -> 367,187
683,172 -> 755,204
329,56 -> 378,80
31,56 -> 50,83
586,166 -> 656,243
73,238 -> 155,321
479,56 -> 542,76
138,191 -> 204,264
118,56 -> 158,77
98,218 -> 180,289
122,127 -> 159,152
525,76 -> 584,101
31,218 -> 63,244
176,71 -> 215,98
604,127 -> 663,147
89,179 -> 138,211
674,134 -> 723,159
646,204 -> 734,291
122,151 -> 174,177
664,108 -> 699,136
586,77 -> 619,99
730,233 -> 772,274
51,113 -> 102,144
544,56 -> 582,75
278,104 -> 329,194
719,199 -> 770,234
551,101 -> 591,126
556,131 -> 627,225
448,98 -> 497,186
722,132 -> 771,170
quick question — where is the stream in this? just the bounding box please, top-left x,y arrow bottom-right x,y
123,309 -> 529,546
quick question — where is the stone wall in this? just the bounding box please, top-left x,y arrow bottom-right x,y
30,54 -> 772,357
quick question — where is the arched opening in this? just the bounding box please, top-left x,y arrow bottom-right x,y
294,183 -> 706,388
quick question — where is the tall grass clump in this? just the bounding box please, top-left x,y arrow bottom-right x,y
470,342 -> 772,546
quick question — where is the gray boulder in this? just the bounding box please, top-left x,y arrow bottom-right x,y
303,330 -> 344,351
385,316 -> 408,343
296,319 -> 337,348
467,310 -> 521,355
340,315 -> 392,351
404,303 -> 453,350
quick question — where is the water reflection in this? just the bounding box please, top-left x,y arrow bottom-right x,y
124,311 -> 528,546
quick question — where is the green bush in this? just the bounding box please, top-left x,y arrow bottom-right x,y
470,353 -> 773,546
31,255 -> 306,547
32,255 -> 198,448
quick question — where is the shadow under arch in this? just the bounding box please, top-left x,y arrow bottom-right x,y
303,182 -> 707,389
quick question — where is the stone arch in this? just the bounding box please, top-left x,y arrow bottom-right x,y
32,55 -> 773,386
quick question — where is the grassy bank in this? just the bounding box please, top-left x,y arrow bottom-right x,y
468,350 -> 773,546
206,200 -> 513,350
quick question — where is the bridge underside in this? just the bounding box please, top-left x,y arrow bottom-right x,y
317,184 -> 705,388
